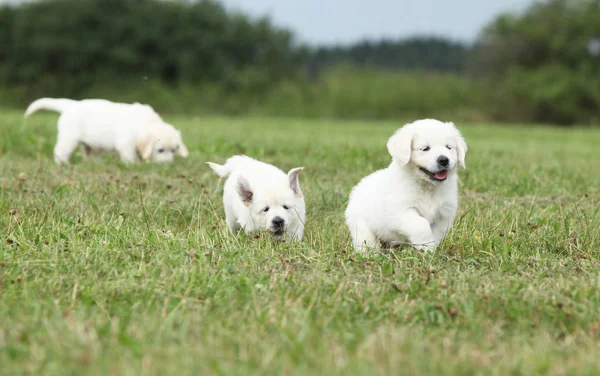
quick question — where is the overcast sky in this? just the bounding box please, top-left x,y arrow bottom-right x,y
1,0 -> 538,45
222,0 -> 537,45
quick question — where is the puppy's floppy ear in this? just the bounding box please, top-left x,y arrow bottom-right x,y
236,176 -> 253,205
176,131 -> 189,157
137,133 -> 155,161
387,126 -> 413,165
287,167 -> 304,196
449,122 -> 468,169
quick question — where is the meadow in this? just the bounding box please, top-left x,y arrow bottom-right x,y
1,111 -> 599,375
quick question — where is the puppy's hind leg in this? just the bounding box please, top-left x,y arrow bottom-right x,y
54,137 -> 79,165
348,219 -> 378,253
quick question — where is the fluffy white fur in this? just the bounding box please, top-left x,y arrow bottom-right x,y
24,98 -> 189,164
207,155 -> 306,241
345,119 -> 468,253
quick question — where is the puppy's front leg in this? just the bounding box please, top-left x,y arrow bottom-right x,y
396,210 -> 436,252
287,225 -> 304,242
226,215 -> 242,235
431,202 -> 458,247
119,148 -> 139,164
431,215 -> 455,248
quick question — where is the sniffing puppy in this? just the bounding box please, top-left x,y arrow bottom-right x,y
24,98 -> 189,164
207,155 -> 305,241
345,119 -> 468,253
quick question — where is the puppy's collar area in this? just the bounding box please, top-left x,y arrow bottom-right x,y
419,167 -> 448,182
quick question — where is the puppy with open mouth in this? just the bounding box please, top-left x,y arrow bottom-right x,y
345,119 -> 468,253
207,155 -> 305,241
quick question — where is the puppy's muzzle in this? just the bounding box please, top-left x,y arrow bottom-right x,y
271,217 -> 285,236
437,156 -> 449,168
419,166 -> 449,182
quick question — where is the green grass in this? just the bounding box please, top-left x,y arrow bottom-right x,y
1,111 -> 599,375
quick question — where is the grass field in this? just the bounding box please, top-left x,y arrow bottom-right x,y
1,111 -> 600,375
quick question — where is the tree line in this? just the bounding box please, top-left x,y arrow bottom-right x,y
311,37 -> 467,74
0,0 -> 598,125
0,0 -> 308,96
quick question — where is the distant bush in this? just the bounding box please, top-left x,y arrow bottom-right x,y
312,37 -> 468,74
470,0 -> 600,125
0,0 -> 307,102
259,66 -> 490,121
0,66 -> 488,122
1,0 -> 599,125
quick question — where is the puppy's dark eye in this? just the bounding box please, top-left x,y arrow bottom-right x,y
283,205 -> 290,210
262,207 -> 270,213
157,148 -> 165,153
421,146 -> 430,152
446,145 -> 452,150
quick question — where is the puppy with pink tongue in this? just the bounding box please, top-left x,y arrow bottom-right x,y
345,119 -> 468,253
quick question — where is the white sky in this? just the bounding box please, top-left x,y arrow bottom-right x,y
1,0 -> 538,45
220,0 -> 537,45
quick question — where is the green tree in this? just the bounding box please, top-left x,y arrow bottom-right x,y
0,0 -> 307,101
312,37 -> 467,74
469,0 -> 600,124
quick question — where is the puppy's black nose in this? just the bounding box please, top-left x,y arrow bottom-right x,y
272,217 -> 285,228
437,156 -> 449,167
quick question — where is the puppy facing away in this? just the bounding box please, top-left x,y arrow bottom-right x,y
345,119 -> 468,253
207,155 -> 306,241
24,98 -> 189,164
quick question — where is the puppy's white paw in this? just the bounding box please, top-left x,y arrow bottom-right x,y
414,244 -> 436,253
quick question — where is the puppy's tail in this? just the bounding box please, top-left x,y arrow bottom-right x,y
24,98 -> 77,118
206,162 -> 230,178
207,156 -> 251,178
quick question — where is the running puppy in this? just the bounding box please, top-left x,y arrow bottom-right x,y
345,119 -> 468,253
207,155 -> 305,241
25,98 -> 189,164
